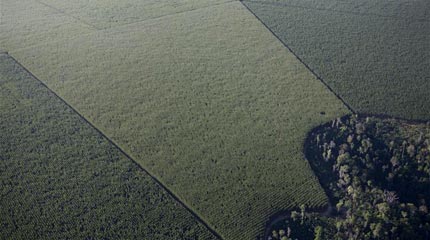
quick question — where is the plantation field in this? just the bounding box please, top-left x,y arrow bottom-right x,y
3,1 -> 350,239
242,0 -> 430,120
0,53 -> 218,239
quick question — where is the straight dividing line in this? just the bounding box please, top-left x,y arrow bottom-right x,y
106,0 -> 238,31
8,0 -> 239,53
239,0 -> 356,114
33,0 -> 238,32
34,0 -> 102,30
5,53 -> 224,240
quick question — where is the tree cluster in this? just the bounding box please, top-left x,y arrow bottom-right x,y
314,115 -> 430,239
269,115 -> 430,239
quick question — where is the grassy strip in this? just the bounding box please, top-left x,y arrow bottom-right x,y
8,2 -> 349,239
242,0 -> 430,120
0,54 -> 218,239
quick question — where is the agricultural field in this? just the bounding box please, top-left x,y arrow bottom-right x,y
242,0 -> 430,120
1,0 -> 350,239
0,53 -> 218,239
3,0 -> 427,239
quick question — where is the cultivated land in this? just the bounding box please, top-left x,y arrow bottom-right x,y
0,53 -> 217,239
1,1 -> 350,239
243,0 -> 430,120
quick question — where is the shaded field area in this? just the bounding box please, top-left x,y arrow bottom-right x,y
242,0 -> 430,120
3,1 -> 349,239
0,53 -> 218,239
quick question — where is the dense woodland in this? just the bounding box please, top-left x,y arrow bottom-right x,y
269,115 -> 430,240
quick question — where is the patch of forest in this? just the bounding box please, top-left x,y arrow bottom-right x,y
269,115 -> 430,240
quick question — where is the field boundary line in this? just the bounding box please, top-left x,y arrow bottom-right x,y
101,0 -> 238,30
243,0 -> 430,23
6,1 -> 238,53
5,53 -> 224,240
34,0 -> 102,30
240,0 -> 356,114
33,0 -> 237,31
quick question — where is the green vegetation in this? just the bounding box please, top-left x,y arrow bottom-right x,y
2,0 -> 428,239
242,0 -> 430,120
4,1 -> 349,238
271,115 -> 430,239
0,53 -> 217,239
269,212 -> 335,240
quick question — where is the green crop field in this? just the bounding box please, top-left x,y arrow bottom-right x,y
2,0 -> 428,239
1,1 -> 350,239
242,0 -> 430,120
0,53 -> 218,239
